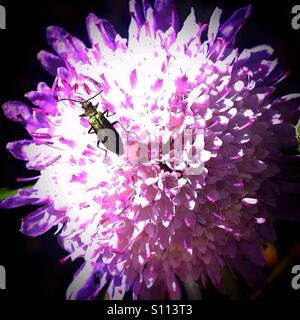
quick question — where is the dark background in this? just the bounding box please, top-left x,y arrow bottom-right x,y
0,0 -> 300,300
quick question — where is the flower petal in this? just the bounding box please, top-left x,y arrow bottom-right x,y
239,240 -> 265,266
37,50 -> 66,76
218,5 -> 251,43
67,262 -> 108,300
208,7 -> 222,45
46,26 -> 88,63
25,83 -> 58,116
154,0 -> 179,32
129,0 -> 145,29
0,189 -> 47,209
2,101 -> 32,123
21,205 -> 65,236
86,13 -> 117,51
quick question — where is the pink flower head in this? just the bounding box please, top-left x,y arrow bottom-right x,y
1,0 -> 300,299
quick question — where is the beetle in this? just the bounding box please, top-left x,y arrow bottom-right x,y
59,91 -> 124,156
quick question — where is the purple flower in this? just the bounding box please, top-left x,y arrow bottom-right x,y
1,0 -> 300,299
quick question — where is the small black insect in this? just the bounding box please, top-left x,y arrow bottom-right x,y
59,91 -> 124,156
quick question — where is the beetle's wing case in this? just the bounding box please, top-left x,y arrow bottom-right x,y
98,128 -> 124,155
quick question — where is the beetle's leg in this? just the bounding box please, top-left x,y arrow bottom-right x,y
79,114 -> 86,117
111,120 -> 139,141
88,127 -> 94,134
107,112 -> 116,117
97,141 -> 108,157
103,109 -> 109,117
111,120 -> 128,132
103,109 -> 116,118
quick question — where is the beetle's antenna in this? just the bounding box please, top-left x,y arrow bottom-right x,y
85,90 -> 103,102
59,90 -> 102,104
59,98 -> 83,103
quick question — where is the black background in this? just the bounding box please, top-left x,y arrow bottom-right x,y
0,0 -> 300,300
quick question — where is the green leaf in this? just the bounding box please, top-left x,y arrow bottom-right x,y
184,277 -> 202,300
295,118 -> 300,143
0,185 -> 33,202
221,266 -> 241,300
